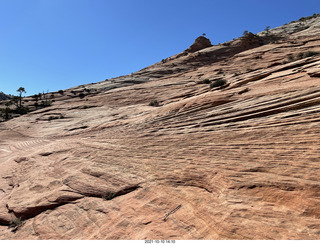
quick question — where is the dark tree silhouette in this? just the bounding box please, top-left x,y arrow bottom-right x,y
17,87 -> 26,109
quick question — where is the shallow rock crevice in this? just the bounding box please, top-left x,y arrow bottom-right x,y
7,195 -> 84,222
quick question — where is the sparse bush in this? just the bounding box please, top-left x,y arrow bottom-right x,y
33,94 -> 39,102
299,17 -> 306,22
296,52 -> 305,59
217,68 -> 224,75
295,51 -> 320,60
202,79 -> 211,84
287,54 -> 295,62
102,192 -> 116,200
246,68 -> 254,72
40,100 -> 51,108
48,114 -> 64,121
303,51 -> 320,58
0,109 -> 4,121
149,100 -> 159,107
9,217 -> 24,229
210,78 -> 227,88
16,106 -> 29,115
3,101 -> 12,120
286,51 -> 319,63
79,93 -> 86,99
41,93 -> 52,107
289,13 -> 320,24
58,90 -> 64,95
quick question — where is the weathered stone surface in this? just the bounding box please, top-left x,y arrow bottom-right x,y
307,67 -> 320,77
185,36 -> 213,53
0,16 -> 320,240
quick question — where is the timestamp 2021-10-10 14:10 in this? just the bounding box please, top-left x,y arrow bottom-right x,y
145,240 -> 176,244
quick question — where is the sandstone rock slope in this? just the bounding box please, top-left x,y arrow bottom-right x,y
0,15 -> 320,240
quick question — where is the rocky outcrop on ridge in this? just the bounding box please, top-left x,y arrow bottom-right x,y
185,36 -> 213,53
0,15 -> 320,240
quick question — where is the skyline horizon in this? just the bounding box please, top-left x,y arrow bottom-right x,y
1,0 -> 319,96
0,17 -> 309,97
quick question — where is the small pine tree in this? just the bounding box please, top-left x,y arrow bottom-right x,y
264,26 -> 271,36
17,87 -> 26,109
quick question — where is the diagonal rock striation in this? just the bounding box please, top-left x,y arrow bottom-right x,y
0,15 -> 320,240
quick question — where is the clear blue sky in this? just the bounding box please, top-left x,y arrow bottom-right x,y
0,0 -> 319,95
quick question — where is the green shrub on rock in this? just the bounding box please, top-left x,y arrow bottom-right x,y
210,79 -> 227,88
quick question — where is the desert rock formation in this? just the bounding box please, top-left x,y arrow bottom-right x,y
0,16 -> 320,240
185,36 -> 213,53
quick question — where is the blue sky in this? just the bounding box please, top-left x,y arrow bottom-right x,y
0,0 -> 319,95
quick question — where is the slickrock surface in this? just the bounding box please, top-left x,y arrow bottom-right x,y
0,17 -> 320,240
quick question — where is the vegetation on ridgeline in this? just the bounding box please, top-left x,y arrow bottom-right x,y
0,87 -> 55,122
290,13 -> 320,24
1,13 -> 319,123
240,28 -> 280,49
0,86 -> 93,122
